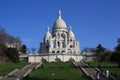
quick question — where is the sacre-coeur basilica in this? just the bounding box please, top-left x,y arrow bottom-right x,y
28,10 -> 83,62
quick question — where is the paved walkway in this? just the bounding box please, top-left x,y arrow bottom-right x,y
0,63 -> 42,80
75,62 -> 115,80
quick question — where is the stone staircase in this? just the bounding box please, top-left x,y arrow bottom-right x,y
75,62 -> 116,80
0,62 -> 42,80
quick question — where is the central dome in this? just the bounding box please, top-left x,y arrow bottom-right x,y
52,10 -> 67,34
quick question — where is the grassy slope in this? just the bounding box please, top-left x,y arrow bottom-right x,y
0,63 -> 28,76
28,62 -> 87,80
85,62 -> 118,67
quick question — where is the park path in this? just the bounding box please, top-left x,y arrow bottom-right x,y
0,62 -> 42,80
75,62 -> 115,80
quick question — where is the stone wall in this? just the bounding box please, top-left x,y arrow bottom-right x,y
28,54 -> 83,62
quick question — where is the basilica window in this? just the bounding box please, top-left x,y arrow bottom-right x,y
61,33 -> 65,38
47,40 -> 49,43
70,39 -> 72,42
58,34 -> 60,39
58,41 -> 60,47
62,42 -> 65,48
53,34 -> 56,37
52,51 -> 55,54
54,41 -> 56,48
62,51 -> 65,53
46,45 -> 49,49
70,45 -> 73,48
57,51 -> 60,53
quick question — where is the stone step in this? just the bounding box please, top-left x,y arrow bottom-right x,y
0,63 -> 42,80
75,62 -> 115,80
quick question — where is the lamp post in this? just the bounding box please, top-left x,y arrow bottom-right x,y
106,69 -> 109,78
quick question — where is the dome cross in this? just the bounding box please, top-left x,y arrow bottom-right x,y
47,26 -> 50,31
58,10 -> 61,19
70,26 -> 72,31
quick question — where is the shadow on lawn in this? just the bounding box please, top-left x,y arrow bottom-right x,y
24,77 -> 50,80
24,77 -> 66,80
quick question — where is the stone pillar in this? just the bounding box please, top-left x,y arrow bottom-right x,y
60,41 -> 62,48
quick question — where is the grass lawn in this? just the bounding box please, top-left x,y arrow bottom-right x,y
85,62 -> 120,80
0,63 -> 28,76
25,62 -> 87,80
85,62 -> 118,67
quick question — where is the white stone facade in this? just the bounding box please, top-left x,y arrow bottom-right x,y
28,10 -> 82,62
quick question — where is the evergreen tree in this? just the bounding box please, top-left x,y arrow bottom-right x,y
0,42 -> 7,61
115,38 -> 120,53
96,44 -> 106,53
110,38 -> 120,67
20,44 -> 27,53
95,44 -> 106,61
6,48 -> 20,63
96,44 -> 106,56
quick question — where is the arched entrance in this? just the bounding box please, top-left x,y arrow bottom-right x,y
69,58 -> 75,62
41,58 -> 48,62
55,58 -> 61,62
57,51 -> 60,54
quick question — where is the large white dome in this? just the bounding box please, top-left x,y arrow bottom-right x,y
52,10 -> 67,33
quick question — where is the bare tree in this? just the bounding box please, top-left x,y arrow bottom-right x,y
0,27 -> 22,49
31,47 -> 37,53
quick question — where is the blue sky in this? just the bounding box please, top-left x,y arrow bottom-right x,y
0,0 -> 120,51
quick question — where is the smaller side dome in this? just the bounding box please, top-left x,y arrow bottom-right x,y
44,27 -> 52,40
68,26 -> 75,39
